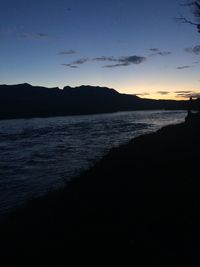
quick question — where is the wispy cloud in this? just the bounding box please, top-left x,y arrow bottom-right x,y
185,45 -> 200,55
176,65 -> 191,70
93,56 -> 116,62
103,63 -> 127,68
61,64 -> 78,68
175,91 -> 193,94
59,50 -> 77,55
157,91 -> 170,95
0,28 -> 49,41
72,58 -> 89,65
149,48 -> 171,56
157,52 -> 171,56
62,55 -> 146,69
61,58 -> 89,68
101,55 -> 146,68
175,90 -> 200,99
136,92 -> 150,96
149,48 -> 159,52
21,32 -> 49,40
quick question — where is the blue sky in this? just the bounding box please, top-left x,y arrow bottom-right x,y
0,0 -> 200,99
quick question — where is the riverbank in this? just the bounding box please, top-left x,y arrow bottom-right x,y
1,113 -> 200,266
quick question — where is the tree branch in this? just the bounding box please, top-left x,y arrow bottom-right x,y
195,1 -> 200,9
176,16 -> 199,26
177,1 -> 200,32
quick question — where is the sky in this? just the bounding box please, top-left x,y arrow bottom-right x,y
0,0 -> 200,99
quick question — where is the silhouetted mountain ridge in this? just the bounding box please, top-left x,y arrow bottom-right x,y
63,85 -> 120,95
0,83 -> 198,119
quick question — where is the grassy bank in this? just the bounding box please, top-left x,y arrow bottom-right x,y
1,113 -> 200,266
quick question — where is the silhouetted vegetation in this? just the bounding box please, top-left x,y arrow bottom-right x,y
177,0 -> 200,32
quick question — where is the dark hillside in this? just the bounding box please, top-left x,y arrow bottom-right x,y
0,83 -> 194,120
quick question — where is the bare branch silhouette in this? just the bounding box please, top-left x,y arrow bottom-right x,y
177,1 -> 200,32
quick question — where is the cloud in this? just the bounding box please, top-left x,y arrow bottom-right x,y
21,32 -> 49,40
61,64 -> 78,68
101,55 -> 146,68
119,56 -> 146,64
175,91 -> 193,94
61,58 -> 89,68
59,50 -> 77,55
149,48 -> 160,52
177,93 -> 200,98
149,48 -> 171,57
174,90 -> 200,99
104,63 -> 129,68
62,55 -> 146,69
176,65 -> 191,70
72,58 -> 89,65
93,56 -> 116,62
185,45 -> 200,55
136,92 -> 150,96
0,28 -> 49,41
157,91 -> 170,95
157,51 -> 171,56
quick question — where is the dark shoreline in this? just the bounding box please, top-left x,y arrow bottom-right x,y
1,113 -> 200,266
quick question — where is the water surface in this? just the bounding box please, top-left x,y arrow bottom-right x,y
0,110 -> 186,214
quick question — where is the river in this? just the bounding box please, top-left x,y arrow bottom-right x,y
0,110 -> 186,215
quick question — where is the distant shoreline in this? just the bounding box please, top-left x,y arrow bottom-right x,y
0,108 -> 186,121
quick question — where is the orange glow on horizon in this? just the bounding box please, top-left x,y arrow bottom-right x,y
115,84 -> 200,101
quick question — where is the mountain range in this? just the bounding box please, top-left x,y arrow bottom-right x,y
0,83 -> 199,120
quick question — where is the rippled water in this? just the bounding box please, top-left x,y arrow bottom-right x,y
0,110 -> 186,214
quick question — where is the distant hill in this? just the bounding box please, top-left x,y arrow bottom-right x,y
0,83 -> 198,120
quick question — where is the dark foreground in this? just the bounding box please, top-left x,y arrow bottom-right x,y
1,113 -> 200,266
